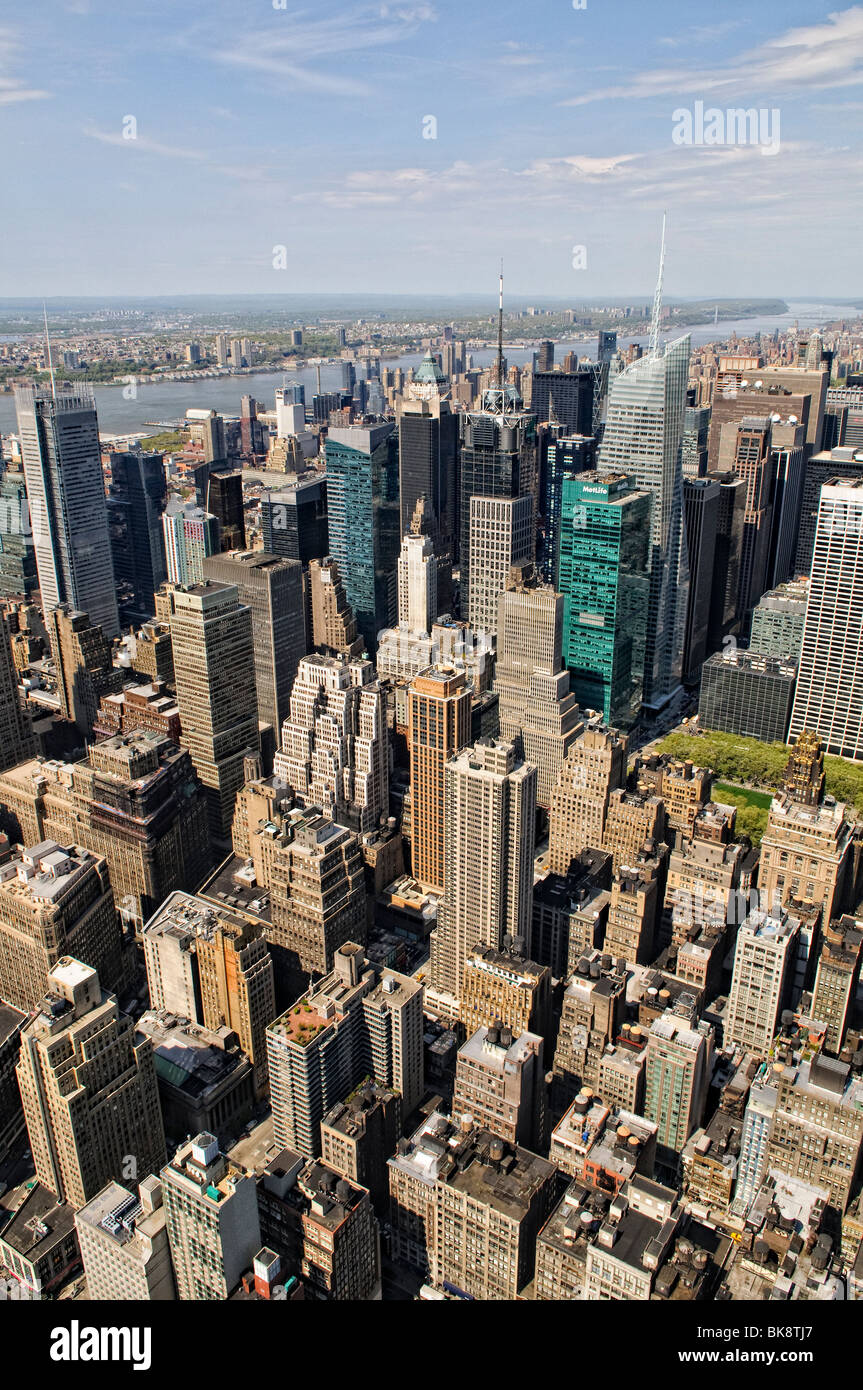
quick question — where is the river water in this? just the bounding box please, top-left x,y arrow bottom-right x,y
0,301 -> 855,437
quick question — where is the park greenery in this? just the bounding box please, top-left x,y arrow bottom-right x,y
657,730 -> 863,828
139,430 -> 188,452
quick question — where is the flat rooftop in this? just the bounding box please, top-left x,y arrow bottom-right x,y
0,1183 -> 77,1260
199,854 -> 272,923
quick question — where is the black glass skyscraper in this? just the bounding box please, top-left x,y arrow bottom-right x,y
539,429 -> 597,585
531,369 -> 595,435
107,451 -> 168,621
260,475 -> 328,565
458,384 -> 537,617
398,353 -> 458,566
206,469 -> 246,551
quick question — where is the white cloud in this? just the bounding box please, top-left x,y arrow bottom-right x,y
82,126 -> 275,186
0,27 -> 50,104
210,1 -> 437,96
565,5 -> 863,106
657,21 -> 746,50
84,127 -> 207,161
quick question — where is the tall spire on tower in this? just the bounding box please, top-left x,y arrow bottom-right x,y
648,212 -> 667,360
42,301 -> 57,399
497,260 -> 504,387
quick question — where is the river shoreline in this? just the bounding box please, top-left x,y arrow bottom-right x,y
0,301 -> 856,436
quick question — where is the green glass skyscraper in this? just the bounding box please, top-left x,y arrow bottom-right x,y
324,423 -> 400,657
558,471 -> 650,729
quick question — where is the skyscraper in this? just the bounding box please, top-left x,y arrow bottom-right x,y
794,445 -> 863,574
0,731 -> 211,932
205,469 -> 246,551
307,556 -> 363,657
106,451 -> 168,620
398,355 -> 458,569
493,567 -> 581,808
681,403 -> 710,478
558,472 -> 650,728
387,1112 -> 556,1298
789,479 -> 863,759
0,461 -> 38,598
467,494 -> 533,638
266,810 -> 367,981
46,604 -> 124,738
459,383 -> 537,616
453,1025 -> 545,1150
273,655 -> 388,833
597,335 -> 691,708
143,891 -> 276,1100
764,1053 -> 863,1219
643,1009 -> 713,1158
548,722 -> 628,876
76,1178 -> 177,1295
748,580 -> 808,661
539,430 -> 596,586
161,1132 -> 261,1300
75,1177 -> 176,1302
720,415 -> 774,616
260,476 -> 328,565
530,367 -> 595,435
407,665 -> 472,895
707,471 -> 746,650
430,739 -> 536,1008
681,476 -> 719,683
17,959 -> 166,1209
810,915 -> 863,1056
168,581 -> 259,838
0,842 -> 124,1013
766,419 -> 806,589
15,384 -> 119,638
398,522 -> 438,635
162,501 -> 220,586
757,736 -> 853,931
202,550 -> 306,737
598,331 -> 618,364
267,944 -> 422,1157
697,648 -> 796,744
0,613 -> 34,771
324,423 -> 400,656
725,907 -> 799,1055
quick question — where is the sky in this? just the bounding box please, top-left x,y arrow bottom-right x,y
2,0 -> 863,300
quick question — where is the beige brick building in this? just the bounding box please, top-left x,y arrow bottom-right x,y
548,723 -> 627,875
0,841 -> 123,1012
17,958 -> 165,1209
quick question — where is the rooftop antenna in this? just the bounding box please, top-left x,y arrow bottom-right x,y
497,260 -> 504,388
43,301 -> 57,399
648,212 -> 667,361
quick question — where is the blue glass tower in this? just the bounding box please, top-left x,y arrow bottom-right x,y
324,423 -> 400,656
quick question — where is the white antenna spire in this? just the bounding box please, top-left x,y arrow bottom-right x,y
43,301 -> 57,398
648,212 -> 667,360
496,259 -> 504,387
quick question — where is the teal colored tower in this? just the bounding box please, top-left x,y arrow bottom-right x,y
559,471 -> 650,729
324,423 -> 400,657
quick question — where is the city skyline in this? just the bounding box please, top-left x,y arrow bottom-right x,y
3,0 -> 863,1332
1,2 -> 863,297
